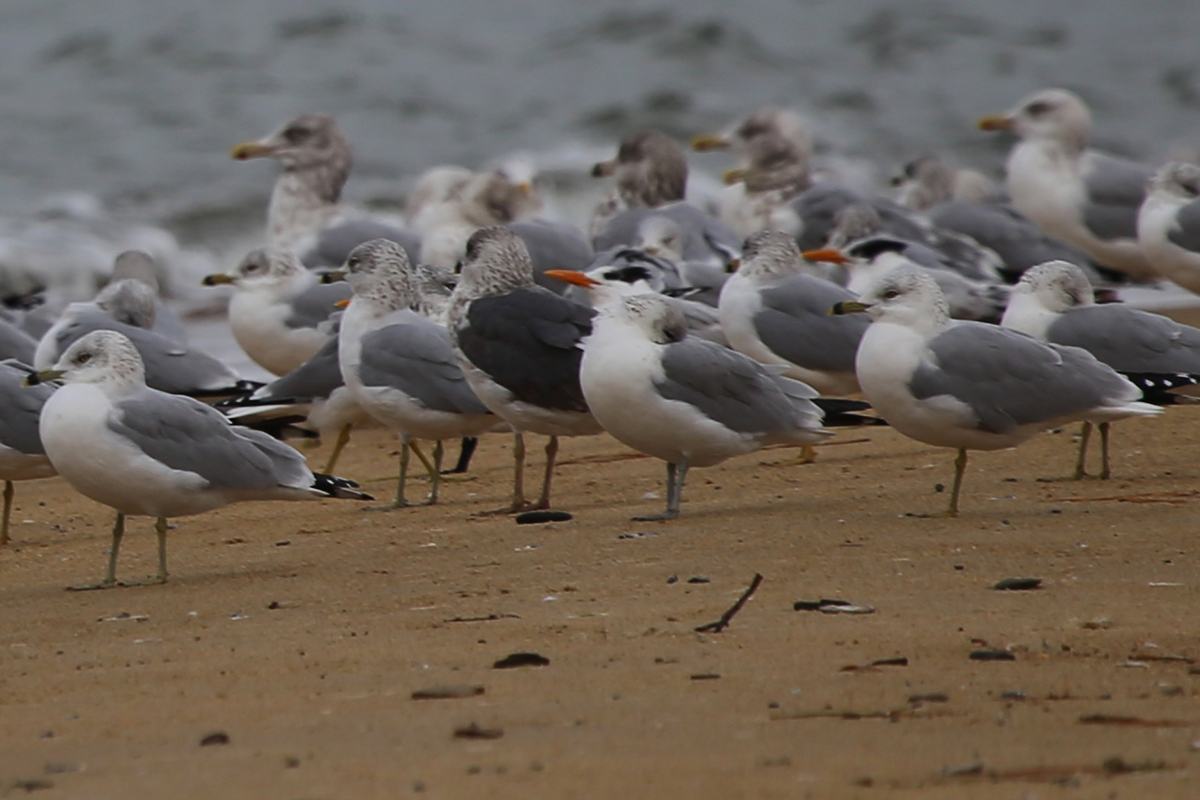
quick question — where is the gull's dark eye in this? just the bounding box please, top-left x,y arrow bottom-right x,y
882,289 -> 900,300
1025,100 -> 1053,117
345,257 -> 360,271
282,125 -> 309,145
77,352 -> 92,364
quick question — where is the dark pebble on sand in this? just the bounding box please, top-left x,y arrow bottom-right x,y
970,650 -> 1015,661
200,731 -> 230,746
412,685 -> 485,700
515,510 -> 573,525
993,577 -> 1042,591
493,652 -> 550,669
454,723 -> 503,740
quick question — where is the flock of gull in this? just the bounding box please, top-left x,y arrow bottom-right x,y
4,85 -> 1200,589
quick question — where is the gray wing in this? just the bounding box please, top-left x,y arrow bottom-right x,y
1081,152 -> 1154,241
54,311 -> 242,395
151,303 -> 188,345
508,220 -> 594,295
1048,305 -> 1200,374
755,276 -> 868,374
358,319 -> 491,416
911,323 -> 1134,435
258,334 -> 343,400
284,281 -> 352,330
0,318 -> 37,364
0,361 -> 51,454
301,219 -> 422,269
109,390 -> 312,490
656,337 -> 813,434
929,201 -> 1100,280
1167,198 -> 1200,255
457,288 -> 594,412
790,186 -> 930,251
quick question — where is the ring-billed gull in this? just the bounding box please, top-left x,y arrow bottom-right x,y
574,291 -> 829,520
336,239 -> 496,508
1138,162 -> 1200,294
29,330 -> 369,589
230,113 -> 419,263
978,89 -> 1157,280
1001,260 -> 1200,478
448,226 -> 602,513
833,266 -> 1160,516
0,361 -> 55,544
805,236 -> 1009,323
719,232 -> 867,397
548,262 -> 727,345
203,249 -> 349,376
33,306 -> 251,397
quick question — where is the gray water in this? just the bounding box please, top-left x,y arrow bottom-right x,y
0,0 -> 1197,246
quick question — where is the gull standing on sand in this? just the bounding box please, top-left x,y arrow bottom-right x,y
1138,162 -> 1200,295
448,227 -> 602,512
0,361 -> 55,545
979,88 -> 1157,280
336,239 -> 496,508
30,330 -> 369,588
202,248 -> 350,376
719,231 -> 867,396
833,266 -> 1159,516
1001,260 -> 1200,478
573,291 -> 829,520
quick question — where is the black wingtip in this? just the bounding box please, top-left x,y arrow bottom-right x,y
312,472 -> 373,501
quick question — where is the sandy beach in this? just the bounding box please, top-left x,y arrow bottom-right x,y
1,413 -> 1198,798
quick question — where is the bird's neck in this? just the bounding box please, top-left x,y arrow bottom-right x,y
267,169 -> 344,251
999,292 -> 1058,340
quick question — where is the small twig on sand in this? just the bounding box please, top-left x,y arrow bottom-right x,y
695,573 -> 763,633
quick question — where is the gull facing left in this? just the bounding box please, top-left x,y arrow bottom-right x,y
834,267 -> 1160,516
577,291 -> 830,520
30,330 -> 369,589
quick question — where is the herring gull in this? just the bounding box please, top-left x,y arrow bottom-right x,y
230,113 -> 420,263
978,89 -> 1157,280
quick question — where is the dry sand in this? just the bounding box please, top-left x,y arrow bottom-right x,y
1,414 -> 1199,798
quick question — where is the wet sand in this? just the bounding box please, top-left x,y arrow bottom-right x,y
1,414 -> 1198,798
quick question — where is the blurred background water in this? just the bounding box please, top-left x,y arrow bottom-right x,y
0,0 -> 1197,267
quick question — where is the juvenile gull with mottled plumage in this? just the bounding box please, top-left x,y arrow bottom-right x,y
719,232 -> 867,396
338,239 -> 496,508
230,113 -> 419,264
